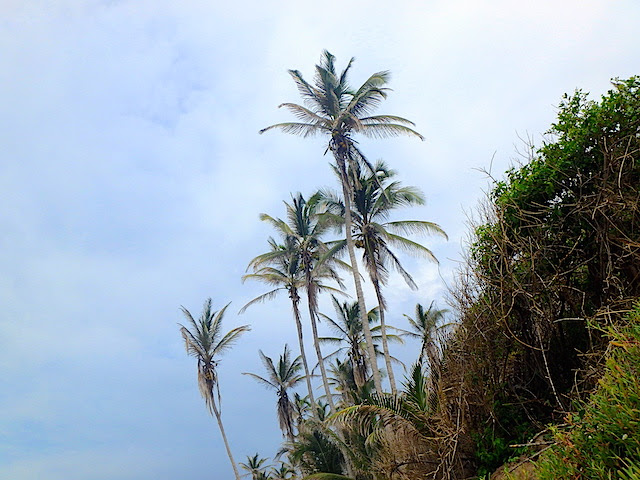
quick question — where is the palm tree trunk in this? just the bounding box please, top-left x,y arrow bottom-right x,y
334,154 -> 383,393
419,341 -> 427,365
372,278 -> 397,395
305,281 -> 336,411
211,400 -> 242,480
291,293 -> 316,406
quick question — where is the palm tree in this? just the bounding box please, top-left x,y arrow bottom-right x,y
179,298 -> 250,480
324,160 -> 447,394
242,236 -> 316,406
244,344 -> 305,441
258,192 -> 346,412
261,50 -> 423,393
404,301 -> 450,376
240,454 -> 270,480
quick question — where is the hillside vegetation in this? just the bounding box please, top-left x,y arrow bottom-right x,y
439,76 -> 640,478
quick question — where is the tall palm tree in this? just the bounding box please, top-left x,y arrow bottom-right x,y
404,301 -> 450,376
179,298 -> 250,480
242,236 -> 316,406
244,344 -> 305,442
258,192 -> 346,412
324,160 -> 447,394
261,50 -> 423,393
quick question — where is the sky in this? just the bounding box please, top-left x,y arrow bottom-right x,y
1,1 -> 638,479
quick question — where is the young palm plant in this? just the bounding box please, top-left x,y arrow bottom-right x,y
331,362 -> 442,479
244,344 -> 305,442
242,236 -> 316,406
179,298 -> 250,480
322,160 -> 447,394
261,50 -> 424,393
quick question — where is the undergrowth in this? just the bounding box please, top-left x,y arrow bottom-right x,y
535,303 -> 640,479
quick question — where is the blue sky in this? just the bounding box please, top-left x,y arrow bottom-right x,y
1,1 -> 639,479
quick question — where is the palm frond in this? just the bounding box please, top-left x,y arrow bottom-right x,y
385,220 -> 447,239
279,102 -> 332,126
243,372 -> 278,390
384,232 -> 439,263
358,122 -> 425,140
287,69 -> 325,113
258,213 -> 293,236
179,326 -> 207,359
379,243 -> 418,290
213,323 -> 252,357
259,121 -> 327,138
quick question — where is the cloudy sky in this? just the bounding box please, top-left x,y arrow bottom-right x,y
1,1 -> 638,479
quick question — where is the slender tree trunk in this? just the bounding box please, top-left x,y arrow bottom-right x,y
426,340 -> 440,381
419,340 -> 427,365
334,154 -> 383,393
352,348 -> 367,389
372,278 -> 397,395
305,279 -> 336,411
210,400 -> 241,480
290,293 -> 315,406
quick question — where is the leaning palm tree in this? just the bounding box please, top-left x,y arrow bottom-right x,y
323,160 -> 447,394
258,192 -> 346,412
179,298 -> 250,480
244,344 -> 305,442
261,50 -> 423,393
242,236 -> 316,406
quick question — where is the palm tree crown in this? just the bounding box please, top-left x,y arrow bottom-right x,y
404,301 -> 450,370
259,50 -> 423,153
240,453 -> 270,480
349,160 -> 446,293
244,344 -> 305,441
179,299 -> 250,415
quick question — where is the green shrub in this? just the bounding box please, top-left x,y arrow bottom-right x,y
536,304 -> 640,479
